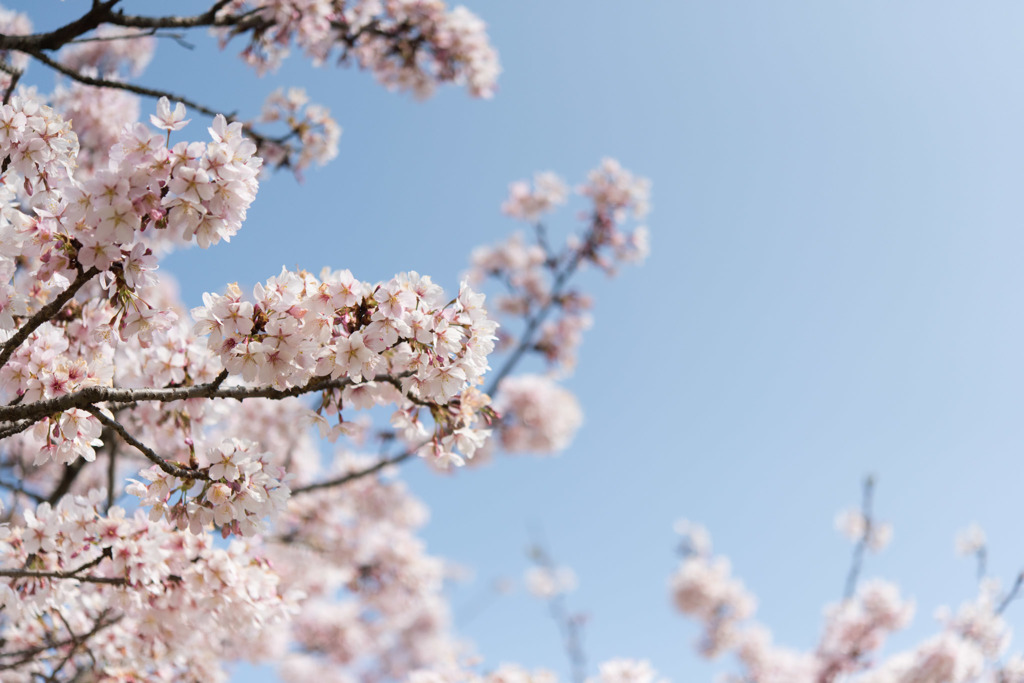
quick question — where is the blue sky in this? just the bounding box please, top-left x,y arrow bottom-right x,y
13,1 -> 1024,680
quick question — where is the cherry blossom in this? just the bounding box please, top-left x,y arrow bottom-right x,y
150,96 -> 190,132
0,4 -> 657,681
492,374 -> 583,454
668,485 -> 1024,683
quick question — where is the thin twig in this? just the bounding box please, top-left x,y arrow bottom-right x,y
0,61 -> 22,105
84,408 -> 207,481
0,612 -> 121,671
456,578 -> 509,627
485,247 -> 585,395
46,459 -> 87,505
843,475 -> 875,600
0,477 -> 45,503
26,50 -> 224,118
292,449 -> 414,494
49,609 -> 90,681
23,49 -> 292,152
299,226 -> 600,491
0,418 -> 34,440
997,572 -> 1024,615
528,537 -> 587,683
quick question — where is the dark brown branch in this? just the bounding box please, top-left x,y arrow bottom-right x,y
0,370 -> 371,425
106,1 -> 247,31
0,60 -> 22,105
84,408 -> 207,481
0,1 -> 239,53
292,449 -> 415,494
46,459 -> 88,505
0,268 -> 98,372
25,49 -> 301,155
0,1 -> 122,52
0,418 -> 34,440
25,50 -> 224,118
0,567 -> 122,586
105,440 -> 117,512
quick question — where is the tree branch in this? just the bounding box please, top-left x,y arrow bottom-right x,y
0,611 -> 121,672
24,50 -> 225,119
292,449 -> 414,495
0,418 -> 35,440
0,477 -> 45,503
485,244 -> 585,395
528,538 -> 587,683
0,371 -> 374,425
22,47 -> 293,155
84,408 -> 207,481
0,559 -> 122,586
0,1 -> 122,52
843,475 -> 875,600
106,1 -> 249,31
0,268 -> 99,372
0,1 -> 241,53
295,233 -> 598,492
997,571 -> 1024,615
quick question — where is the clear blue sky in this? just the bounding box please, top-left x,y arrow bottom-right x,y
13,1 -> 1024,680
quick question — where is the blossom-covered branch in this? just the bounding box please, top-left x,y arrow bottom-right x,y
670,486 -> 1024,683
0,3 -> 660,679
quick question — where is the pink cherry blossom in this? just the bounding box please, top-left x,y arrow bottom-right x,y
150,96 -> 191,132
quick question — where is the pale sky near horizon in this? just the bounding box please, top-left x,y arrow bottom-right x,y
11,1 -> 1024,680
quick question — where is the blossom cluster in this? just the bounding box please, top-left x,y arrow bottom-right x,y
257,87 -> 342,175
0,96 -> 79,195
266,452 -> 462,681
669,526 -> 757,658
0,92 -> 260,284
0,93 -> 263,367
835,506 -> 893,552
193,267 -> 497,467
502,171 -> 569,222
524,564 -> 578,599
469,160 -> 650,378
464,160 -> 651,462
215,0 -> 501,98
670,514 -> 1024,683
1,493 -> 294,681
493,374 -> 583,454
128,438 -> 290,537
955,523 -> 987,557
51,81 -> 141,174
0,6 -> 662,680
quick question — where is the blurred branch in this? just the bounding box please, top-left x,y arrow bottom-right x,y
528,536 -> 587,683
843,475 -> 875,600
